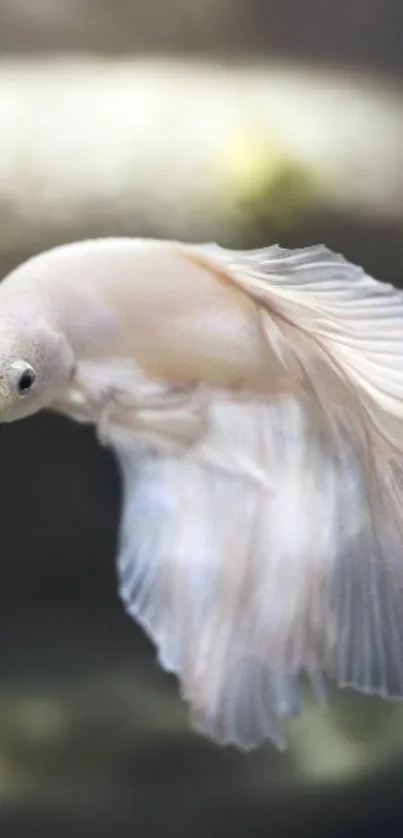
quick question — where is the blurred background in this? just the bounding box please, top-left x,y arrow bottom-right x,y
0,1 -> 403,836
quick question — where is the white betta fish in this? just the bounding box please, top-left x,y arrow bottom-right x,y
0,237 -> 402,750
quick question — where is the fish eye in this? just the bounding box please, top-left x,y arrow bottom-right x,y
7,360 -> 36,397
18,367 -> 36,394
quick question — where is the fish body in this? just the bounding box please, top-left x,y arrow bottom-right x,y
0,237 -> 402,750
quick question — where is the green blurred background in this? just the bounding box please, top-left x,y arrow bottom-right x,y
0,1 -> 403,836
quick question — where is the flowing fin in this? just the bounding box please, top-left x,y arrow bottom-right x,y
193,243 -> 403,435
113,395 -> 329,750
110,243 -> 403,750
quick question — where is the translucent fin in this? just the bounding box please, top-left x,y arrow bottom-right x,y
193,242 -> 403,433
109,243 -> 403,750
114,395 -> 327,750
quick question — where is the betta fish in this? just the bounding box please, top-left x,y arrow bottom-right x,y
0,237 -> 402,751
